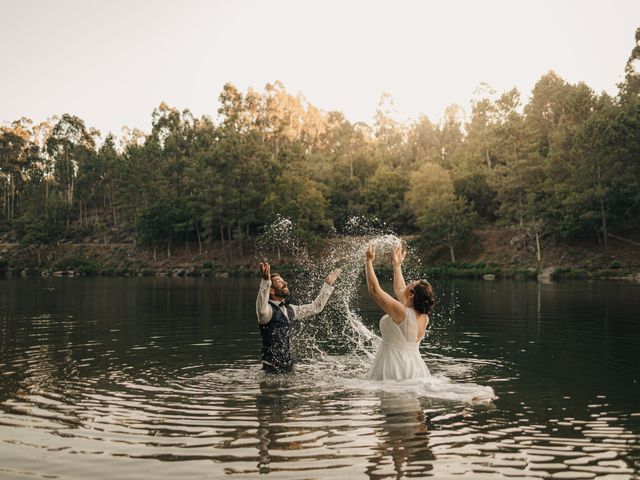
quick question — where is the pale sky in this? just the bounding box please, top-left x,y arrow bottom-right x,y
1,0 -> 638,137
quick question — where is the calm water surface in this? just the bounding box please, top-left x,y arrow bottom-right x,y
0,277 -> 639,479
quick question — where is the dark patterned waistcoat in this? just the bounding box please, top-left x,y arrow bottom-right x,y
259,302 -> 296,373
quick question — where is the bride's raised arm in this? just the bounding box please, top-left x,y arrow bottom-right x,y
392,244 -> 407,303
365,243 -> 406,324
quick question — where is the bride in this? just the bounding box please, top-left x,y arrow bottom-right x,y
365,242 -> 435,380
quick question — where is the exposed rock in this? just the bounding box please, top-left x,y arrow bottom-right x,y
537,266 -> 556,283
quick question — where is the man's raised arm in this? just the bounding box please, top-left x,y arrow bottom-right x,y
256,262 -> 273,325
292,269 -> 341,320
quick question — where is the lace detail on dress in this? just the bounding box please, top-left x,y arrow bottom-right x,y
398,307 -> 418,342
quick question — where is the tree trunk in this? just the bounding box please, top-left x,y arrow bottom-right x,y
10,177 -> 15,220
600,197 -> 608,257
2,180 -> 6,220
195,221 -> 202,256
167,237 -> 172,258
534,224 -> 541,264
68,176 -> 74,206
595,155 -> 608,257
518,197 -> 524,228
448,236 -> 456,263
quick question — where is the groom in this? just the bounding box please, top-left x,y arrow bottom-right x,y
256,262 -> 340,373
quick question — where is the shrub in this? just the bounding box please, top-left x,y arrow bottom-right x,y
52,255 -> 97,275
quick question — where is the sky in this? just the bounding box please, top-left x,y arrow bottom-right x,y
1,0 -> 639,137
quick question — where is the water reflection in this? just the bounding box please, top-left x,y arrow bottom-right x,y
256,378 -> 288,475
0,277 -> 639,479
366,391 -> 433,479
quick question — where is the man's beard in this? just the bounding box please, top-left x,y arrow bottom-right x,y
274,287 -> 290,298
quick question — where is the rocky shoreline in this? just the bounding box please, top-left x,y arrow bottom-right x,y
1,232 -> 639,282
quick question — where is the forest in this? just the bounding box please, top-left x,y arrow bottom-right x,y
1,29 -> 639,265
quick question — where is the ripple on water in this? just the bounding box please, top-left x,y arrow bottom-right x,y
2,240 -> 640,479
1,357 -> 639,480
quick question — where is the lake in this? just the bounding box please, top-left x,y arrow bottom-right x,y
1,277 -> 639,479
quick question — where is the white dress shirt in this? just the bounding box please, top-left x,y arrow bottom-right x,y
256,279 -> 335,325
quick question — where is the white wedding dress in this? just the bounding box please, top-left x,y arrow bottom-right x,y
367,308 -> 430,380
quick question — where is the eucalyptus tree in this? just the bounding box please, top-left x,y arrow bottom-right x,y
0,124 -> 29,221
75,133 -> 120,229
45,114 -> 97,209
437,105 -> 465,170
404,115 -> 441,168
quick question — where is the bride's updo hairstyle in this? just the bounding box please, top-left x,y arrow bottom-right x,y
413,280 -> 435,315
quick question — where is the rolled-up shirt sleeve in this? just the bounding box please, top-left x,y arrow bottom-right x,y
291,283 -> 335,321
256,279 -> 273,325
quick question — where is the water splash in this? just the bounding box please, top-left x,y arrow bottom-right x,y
255,214 -> 311,267
257,216 -> 415,363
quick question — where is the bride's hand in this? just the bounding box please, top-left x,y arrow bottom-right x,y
365,243 -> 375,262
392,244 -> 406,266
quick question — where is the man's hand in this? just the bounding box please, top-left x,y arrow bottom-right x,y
365,243 -> 375,262
392,244 -> 407,266
259,262 -> 271,280
325,268 -> 341,286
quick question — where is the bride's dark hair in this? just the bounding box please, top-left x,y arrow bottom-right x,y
412,280 -> 435,315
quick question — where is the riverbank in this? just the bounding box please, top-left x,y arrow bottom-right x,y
1,227 -> 638,281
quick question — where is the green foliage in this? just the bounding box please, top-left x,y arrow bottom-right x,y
3,31 -> 640,257
551,267 -> 592,280
407,163 -> 479,262
15,197 -> 70,245
453,173 -> 498,220
263,175 -> 331,236
363,165 -> 414,232
52,254 -> 98,275
136,198 -> 194,254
